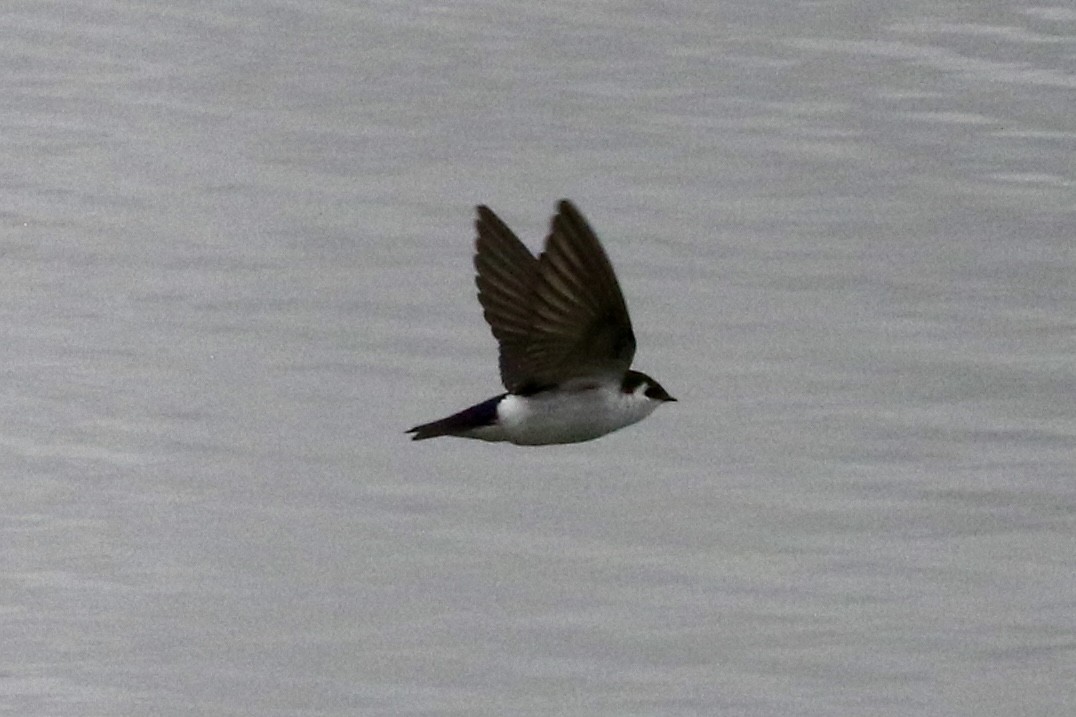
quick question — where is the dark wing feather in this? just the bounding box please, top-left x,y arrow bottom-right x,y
526,201 -> 636,386
474,201 -> 636,392
474,206 -> 540,392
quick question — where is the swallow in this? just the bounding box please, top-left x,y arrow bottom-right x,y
408,200 -> 675,445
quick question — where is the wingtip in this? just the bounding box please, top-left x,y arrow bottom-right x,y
477,205 -> 509,230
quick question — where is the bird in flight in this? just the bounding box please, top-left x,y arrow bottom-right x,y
408,200 -> 675,445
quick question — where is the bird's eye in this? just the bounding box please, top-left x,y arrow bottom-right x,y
644,383 -> 673,401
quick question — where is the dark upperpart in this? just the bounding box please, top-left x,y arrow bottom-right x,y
622,370 -> 676,402
407,393 -> 505,440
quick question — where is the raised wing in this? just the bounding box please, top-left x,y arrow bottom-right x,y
474,201 -> 636,394
527,200 -> 636,386
474,205 -> 540,392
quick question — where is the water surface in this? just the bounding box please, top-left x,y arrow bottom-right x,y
2,1 -> 1074,715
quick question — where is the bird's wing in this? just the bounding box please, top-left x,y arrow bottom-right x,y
474,205 -> 541,392
526,200 -> 636,387
475,201 -> 637,394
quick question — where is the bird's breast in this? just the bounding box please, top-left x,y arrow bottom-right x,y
496,385 -> 659,445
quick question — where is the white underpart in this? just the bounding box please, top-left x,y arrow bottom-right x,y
466,380 -> 662,445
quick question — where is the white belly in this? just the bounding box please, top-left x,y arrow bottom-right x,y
486,386 -> 659,445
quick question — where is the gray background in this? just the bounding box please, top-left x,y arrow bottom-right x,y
2,1 -> 1074,715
